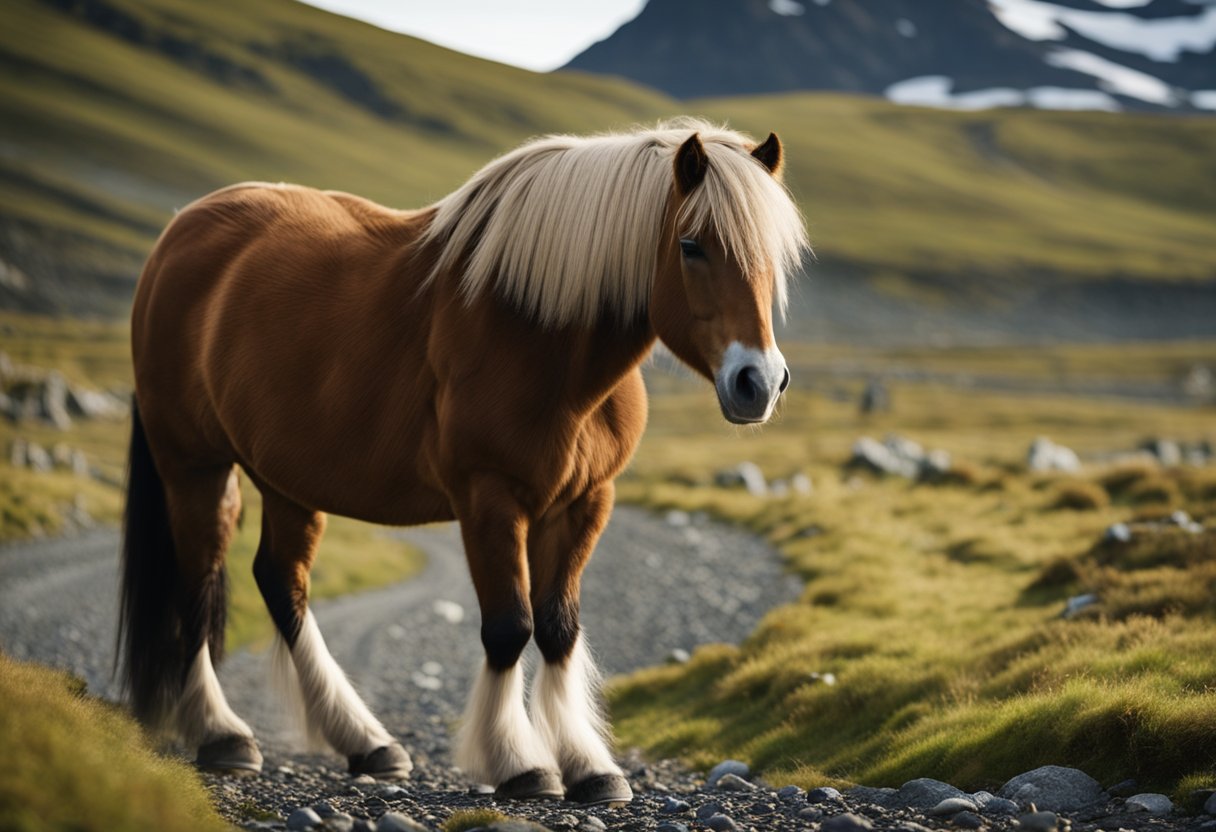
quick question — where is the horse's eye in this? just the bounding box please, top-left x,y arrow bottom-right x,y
679,238 -> 704,259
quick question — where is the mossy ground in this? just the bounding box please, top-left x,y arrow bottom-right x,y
0,653 -> 229,832
611,362 -> 1216,800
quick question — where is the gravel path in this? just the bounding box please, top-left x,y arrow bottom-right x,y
4,510 -> 1213,832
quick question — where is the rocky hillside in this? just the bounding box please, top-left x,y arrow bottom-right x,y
565,0 -> 1216,111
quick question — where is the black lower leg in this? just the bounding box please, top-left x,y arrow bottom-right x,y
533,594 -> 579,664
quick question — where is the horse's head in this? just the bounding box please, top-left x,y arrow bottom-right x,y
650,130 -> 808,425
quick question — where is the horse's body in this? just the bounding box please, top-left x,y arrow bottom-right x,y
119,120 -> 808,804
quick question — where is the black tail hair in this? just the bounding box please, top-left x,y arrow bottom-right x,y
116,403 -> 228,728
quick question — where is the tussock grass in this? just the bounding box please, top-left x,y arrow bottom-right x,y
442,809 -> 510,832
0,653 -> 228,832
612,376 -> 1216,799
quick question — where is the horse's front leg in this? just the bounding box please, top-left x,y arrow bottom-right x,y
528,483 -> 633,805
454,474 -> 563,799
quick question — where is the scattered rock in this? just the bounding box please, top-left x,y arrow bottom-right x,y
791,472 -> 813,495
714,773 -> 754,792
432,599 -> 464,623
659,796 -> 690,815
1140,438 -> 1182,467
287,807 -> 323,831
580,818 -> 605,832
704,814 -> 738,831
656,822 -> 690,832
1107,779 -> 1138,799
696,803 -> 725,821
1103,523 -> 1132,544
776,785 -> 805,801
860,379 -> 890,414
952,810 -> 984,828
375,813 -> 428,832
1126,793 -> 1172,816
706,759 -> 749,787
714,462 -> 767,497
322,813 -> 354,832
822,812 -> 875,832
665,509 -> 690,527
808,786 -> 845,804
1017,810 -> 1060,832
999,765 -> 1104,812
930,797 -> 979,816
798,806 -> 825,820
897,778 -> 969,809
668,648 -> 690,663
1061,593 -> 1098,619
847,786 -> 898,808
1027,437 -> 1080,473
979,797 -> 1018,817
1205,791 -> 1216,815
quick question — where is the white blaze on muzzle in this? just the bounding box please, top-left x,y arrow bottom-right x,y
714,341 -> 789,425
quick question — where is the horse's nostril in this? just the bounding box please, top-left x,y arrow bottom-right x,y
734,366 -> 763,405
779,367 -> 790,394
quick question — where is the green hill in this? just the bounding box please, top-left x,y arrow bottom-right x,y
1,0 -> 1214,330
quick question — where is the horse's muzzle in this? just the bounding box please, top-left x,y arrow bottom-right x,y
715,342 -> 789,425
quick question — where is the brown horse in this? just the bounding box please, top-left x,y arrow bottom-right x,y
118,118 -> 809,804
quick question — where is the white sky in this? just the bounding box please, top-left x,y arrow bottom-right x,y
296,0 -> 647,71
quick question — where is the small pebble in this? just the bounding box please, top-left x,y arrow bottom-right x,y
706,760 -> 750,787
931,797 -> 979,816
798,806 -> 825,820
715,773 -> 754,791
696,802 -> 724,821
777,785 -> 805,801
704,814 -> 739,832
322,814 -> 354,832
375,812 -> 427,832
1126,793 -> 1172,816
581,817 -> 606,832
822,812 -> 875,832
313,802 -> 338,818
660,796 -> 691,815
1018,810 -> 1059,832
808,786 -> 845,804
952,810 -> 984,829
656,823 -> 689,832
287,807 -> 322,831
980,797 -> 1019,817
377,785 -> 407,800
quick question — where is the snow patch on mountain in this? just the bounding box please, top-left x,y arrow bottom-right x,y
1046,48 -> 1179,103
885,75 -> 1121,111
991,0 -> 1216,62
769,0 -> 806,16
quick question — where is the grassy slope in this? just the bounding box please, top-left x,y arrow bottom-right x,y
611,371 -> 1216,799
0,654 -> 228,832
1,0 -> 1214,317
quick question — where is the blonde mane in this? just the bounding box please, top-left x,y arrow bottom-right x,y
421,118 -> 810,328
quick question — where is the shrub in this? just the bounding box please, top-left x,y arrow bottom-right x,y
1051,480 -> 1110,511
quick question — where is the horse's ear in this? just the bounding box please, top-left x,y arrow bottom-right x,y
751,132 -> 783,176
674,133 -> 708,194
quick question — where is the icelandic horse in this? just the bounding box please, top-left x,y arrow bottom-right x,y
118,119 -> 808,804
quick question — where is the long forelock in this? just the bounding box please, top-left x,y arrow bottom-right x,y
421,119 -> 810,328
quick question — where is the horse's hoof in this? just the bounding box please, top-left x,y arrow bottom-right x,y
196,734 -> 263,775
493,768 -> 564,801
565,773 -> 634,805
348,742 -> 413,780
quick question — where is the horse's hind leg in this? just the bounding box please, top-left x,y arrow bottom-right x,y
252,487 -> 412,779
528,484 -> 632,804
454,475 -> 562,800
162,466 -> 263,772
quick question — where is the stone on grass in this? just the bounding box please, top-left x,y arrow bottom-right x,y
897,778 -> 969,809
999,765 -> 1104,812
714,463 -> 767,496
822,812 -> 875,832
1027,437 -> 1080,473
376,812 -> 428,832
1126,793 -> 1172,816
706,759 -> 750,787
287,807 -> 322,831
930,797 -> 979,817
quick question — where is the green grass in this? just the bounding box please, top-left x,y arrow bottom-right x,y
442,809 -> 510,832
0,653 -> 229,832
0,313 -> 424,650
2,0 -> 1214,317
610,377 -> 1216,799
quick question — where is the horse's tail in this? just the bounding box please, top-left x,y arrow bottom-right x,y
116,402 -> 185,728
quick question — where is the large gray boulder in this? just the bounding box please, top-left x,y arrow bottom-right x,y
998,765 -> 1105,811
896,778 -> 969,809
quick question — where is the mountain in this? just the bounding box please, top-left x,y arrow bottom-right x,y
1,0 -> 1214,342
564,0 -> 1216,111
